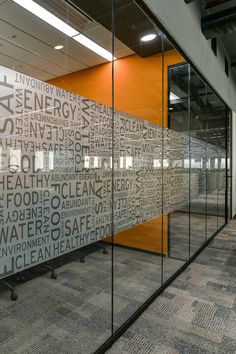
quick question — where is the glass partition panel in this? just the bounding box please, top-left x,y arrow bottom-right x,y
227,110 -> 232,220
112,1 -> 164,329
0,1 -> 113,352
205,88 -> 220,236
163,61 -> 190,281
189,69 -> 207,256
214,96 -> 227,229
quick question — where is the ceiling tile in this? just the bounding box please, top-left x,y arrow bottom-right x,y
0,19 -> 88,72
0,52 -> 55,80
0,0 -> 134,81
0,1 -> 68,46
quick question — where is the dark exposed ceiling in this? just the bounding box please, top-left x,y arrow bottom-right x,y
169,63 -> 227,148
68,0 -> 173,57
186,0 -> 236,71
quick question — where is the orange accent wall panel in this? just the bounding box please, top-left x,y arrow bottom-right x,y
49,49 -> 184,255
49,49 -> 184,127
105,215 -> 168,255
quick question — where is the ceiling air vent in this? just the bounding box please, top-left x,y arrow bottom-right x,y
34,0 -> 95,33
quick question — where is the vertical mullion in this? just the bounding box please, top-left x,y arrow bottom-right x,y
205,85 -> 208,242
188,65 -> 191,260
111,0 -> 115,336
161,35 -> 164,285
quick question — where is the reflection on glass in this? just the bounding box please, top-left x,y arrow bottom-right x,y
206,89 -> 227,236
112,0 -> 165,330
189,69 -> 207,256
10,148 -> 21,172
164,62 -> 190,281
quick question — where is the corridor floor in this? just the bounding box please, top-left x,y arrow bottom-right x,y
107,220 -> 236,354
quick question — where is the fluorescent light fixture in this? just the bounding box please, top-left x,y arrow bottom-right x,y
184,159 -> 190,169
73,34 -> 116,62
193,159 -> 201,169
207,158 -> 210,170
10,149 -> 21,172
84,156 -> 90,169
54,45 -> 64,50
153,159 -> 161,168
126,157 -> 133,169
170,92 -> 180,101
141,33 -> 157,42
220,158 -> 225,169
163,159 -> 169,168
35,151 -> 44,170
94,156 -> 99,169
12,0 -> 116,62
49,151 -> 54,170
120,156 -> 124,169
12,0 -> 79,37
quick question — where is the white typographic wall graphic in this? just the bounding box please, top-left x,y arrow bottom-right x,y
0,66 -> 225,278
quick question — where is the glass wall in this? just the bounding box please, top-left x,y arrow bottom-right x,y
206,87 -> 218,238
112,3 -> 164,329
164,62 -> 190,280
227,110 -> 232,219
189,69 -> 207,255
0,1 -> 229,353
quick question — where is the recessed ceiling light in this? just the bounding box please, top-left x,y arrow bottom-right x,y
73,34 -> 116,62
54,45 -> 64,50
12,0 -> 79,37
141,34 -> 157,42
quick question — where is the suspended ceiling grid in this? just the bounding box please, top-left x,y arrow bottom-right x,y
0,0 -> 133,81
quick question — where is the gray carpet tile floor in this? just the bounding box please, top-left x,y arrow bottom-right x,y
0,244 -> 181,354
0,197 -> 229,354
107,220 -> 236,354
168,191 -> 224,260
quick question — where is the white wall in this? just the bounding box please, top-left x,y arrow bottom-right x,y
144,0 -> 236,111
